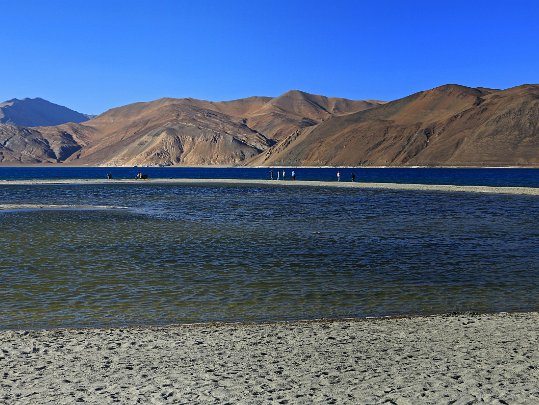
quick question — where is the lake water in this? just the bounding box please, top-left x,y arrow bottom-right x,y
0,168 -> 538,330
1,166 -> 539,187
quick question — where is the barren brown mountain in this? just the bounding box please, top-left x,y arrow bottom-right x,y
0,91 -> 378,165
251,84 -> 539,167
1,85 -> 537,166
240,90 -> 382,141
62,101 -> 272,166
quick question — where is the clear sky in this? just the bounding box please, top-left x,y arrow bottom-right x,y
1,0 -> 538,114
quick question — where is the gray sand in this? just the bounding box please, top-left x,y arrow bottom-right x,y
0,178 -> 538,195
1,313 -> 538,404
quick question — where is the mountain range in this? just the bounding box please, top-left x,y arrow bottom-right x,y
0,85 -> 537,167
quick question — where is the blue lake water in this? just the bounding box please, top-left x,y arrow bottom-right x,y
0,167 -> 538,330
0,166 -> 538,187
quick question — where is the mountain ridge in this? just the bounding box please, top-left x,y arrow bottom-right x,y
0,90 -> 381,165
1,84 -> 537,167
62,90 -> 380,166
250,84 -> 539,167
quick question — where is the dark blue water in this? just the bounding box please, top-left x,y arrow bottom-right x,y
0,167 -> 538,187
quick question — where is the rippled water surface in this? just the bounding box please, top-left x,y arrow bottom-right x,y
1,182 -> 538,330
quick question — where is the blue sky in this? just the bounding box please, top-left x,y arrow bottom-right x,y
1,0 -> 538,114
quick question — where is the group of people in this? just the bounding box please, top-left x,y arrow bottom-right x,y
269,169 -> 296,181
269,169 -> 357,182
106,169 -> 355,182
336,171 -> 356,182
106,172 -> 148,179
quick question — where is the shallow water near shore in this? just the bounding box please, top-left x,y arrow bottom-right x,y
1,177 -> 539,330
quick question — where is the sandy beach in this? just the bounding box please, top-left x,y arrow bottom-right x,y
0,178 -> 538,196
1,312 -> 538,404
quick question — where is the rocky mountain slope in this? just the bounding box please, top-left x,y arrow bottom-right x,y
0,98 -> 90,127
0,123 -> 83,164
68,91 -> 380,166
0,91 -> 379,165
1,85 -> 537,167
62,101 -> 274,166
250,84 -> 539,167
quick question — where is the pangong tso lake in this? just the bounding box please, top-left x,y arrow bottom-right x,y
1,167 -> 538,330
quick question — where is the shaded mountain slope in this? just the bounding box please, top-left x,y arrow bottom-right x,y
0,124 -> 83,163
0,98 -> 90,127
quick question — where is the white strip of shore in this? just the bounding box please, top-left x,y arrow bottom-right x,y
0,178 -> 538,195
2,313 -> 538,403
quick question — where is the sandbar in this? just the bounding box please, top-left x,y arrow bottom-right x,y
0,204 -> 128,212
1,312 -> 538,403
0,178 -> 538,196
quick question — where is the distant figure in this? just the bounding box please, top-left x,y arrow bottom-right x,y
337,171 -> 341,182
282,170 -> 286,180
269,169 -> 274,180
291,170 -> 296,180
136,172 -> 148,180
107,173 -> 112,180
277,170 -> 280,180
351,173 -> 356,182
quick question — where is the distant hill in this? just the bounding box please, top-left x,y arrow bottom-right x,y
250,84 -> 539,167
0,98 -> 90,127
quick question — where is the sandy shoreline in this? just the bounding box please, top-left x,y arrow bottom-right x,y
2,312 -> 538,404
0,178 -> 538,196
